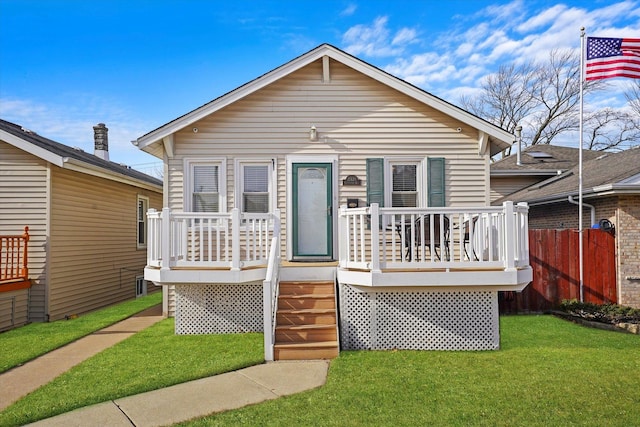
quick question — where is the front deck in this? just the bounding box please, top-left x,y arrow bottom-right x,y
145,202 -> 532,291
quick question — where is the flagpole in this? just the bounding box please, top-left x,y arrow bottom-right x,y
579,27 -> 585,303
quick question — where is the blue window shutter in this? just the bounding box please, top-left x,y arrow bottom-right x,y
366,158 -> 384,208
428,157 -> 445,207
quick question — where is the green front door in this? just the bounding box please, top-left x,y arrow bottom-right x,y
292,163 -> 333,260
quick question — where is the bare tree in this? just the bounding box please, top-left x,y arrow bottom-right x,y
461,49 -> 612,151
625,80 -> 640,116
584,108 -> 640,151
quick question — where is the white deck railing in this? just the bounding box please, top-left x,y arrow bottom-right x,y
147,208 -> 281,271
339,202 -> 529,272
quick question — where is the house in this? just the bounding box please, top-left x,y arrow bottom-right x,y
490,144 -> 601,202
496,146 -> 640,309
135,44 -> 532,360
0,119 -> 163,331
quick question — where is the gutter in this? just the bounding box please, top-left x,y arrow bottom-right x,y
567,195 -> 595,227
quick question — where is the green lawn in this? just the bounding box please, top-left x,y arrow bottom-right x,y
0,292 -> 162,373
182,315 -> 640,427
0,321 -> 263,426
2,314 -> 639,426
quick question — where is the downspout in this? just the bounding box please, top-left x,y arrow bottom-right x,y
568,195 -> 595,227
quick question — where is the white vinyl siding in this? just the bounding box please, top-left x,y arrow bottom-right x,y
166,58 -> 490,259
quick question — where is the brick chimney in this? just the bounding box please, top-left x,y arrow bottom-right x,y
93,123 -> 109,161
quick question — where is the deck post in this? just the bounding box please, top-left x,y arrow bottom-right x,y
338,205 -> 347,267
369,203 -> 381,273
504,201 -> 516,271
161,207 -> 171,270
231,208 -> 241,271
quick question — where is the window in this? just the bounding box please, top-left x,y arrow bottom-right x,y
386,159 -> 423,208
136,276 -> 147,297
185,158 -> 227,212
391,163 -> 418,207
236,159 -> 275,213
366,156 -> 446,215
137,195 -> 149,248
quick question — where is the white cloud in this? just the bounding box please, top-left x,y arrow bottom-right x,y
342,16 -> 419,57
340,4 -> 357,17
0,96 -> 159,167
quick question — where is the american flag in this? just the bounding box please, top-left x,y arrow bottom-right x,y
585,37 -> 640,80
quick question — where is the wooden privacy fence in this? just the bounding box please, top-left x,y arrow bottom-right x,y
500,229 -> 616,313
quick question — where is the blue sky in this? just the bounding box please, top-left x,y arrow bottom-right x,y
1,0 -> 639,173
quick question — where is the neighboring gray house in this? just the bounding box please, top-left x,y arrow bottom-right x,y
498,146 -> 640,308
490,144 -> 601,202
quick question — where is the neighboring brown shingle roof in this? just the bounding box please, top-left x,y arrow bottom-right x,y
498,146 -> 640,204
491,144 -> 601,173
0,118 -> 162,187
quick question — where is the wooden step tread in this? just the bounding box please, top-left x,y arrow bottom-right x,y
277,308 -> 336,315
279,281 -> 335,285
276,324 -> 336,331
274,340 -> 338,349
279,293 -> 335,299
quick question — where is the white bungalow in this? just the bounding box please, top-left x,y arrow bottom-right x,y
135,44 -> 532,360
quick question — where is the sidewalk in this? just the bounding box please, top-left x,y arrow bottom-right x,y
0,304 -> 165,412
1,304 -> 330,426
28,360 -> 329,427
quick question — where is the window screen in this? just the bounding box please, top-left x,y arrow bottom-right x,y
242,165 -> 269,213
193,165 -> 219,212
391,164 -> 417,207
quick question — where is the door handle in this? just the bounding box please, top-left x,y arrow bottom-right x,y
328,206 -> 332,216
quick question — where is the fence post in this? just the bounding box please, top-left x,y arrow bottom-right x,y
370,203 -> 381,273
161,207 -> 171,271
231,208 -> 241,271
503,201 -> 516,271
21,226 -> 29,279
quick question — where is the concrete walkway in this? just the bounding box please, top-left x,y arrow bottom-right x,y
28,360 -> 329,426
1,304 -> 330,426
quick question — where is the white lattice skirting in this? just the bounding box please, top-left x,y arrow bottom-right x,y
339,285 -> 500,351
175,282 -> 263,334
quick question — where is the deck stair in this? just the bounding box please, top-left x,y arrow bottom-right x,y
274,281 -> 339,360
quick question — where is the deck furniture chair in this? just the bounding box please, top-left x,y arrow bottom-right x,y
404,214 -> 450,261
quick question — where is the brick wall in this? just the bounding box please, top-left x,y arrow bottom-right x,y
528,197 -> 617,230
617,196 -> 640,308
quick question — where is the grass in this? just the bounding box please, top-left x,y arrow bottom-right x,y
0,292 -> 162,373
0,320 -> 263,426
181,315 -> 640,427
2,314 -> 639,426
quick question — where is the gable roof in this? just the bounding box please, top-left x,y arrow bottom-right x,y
491,144 -> 602,177
0,118 -> 162,191
497,146 -> 640,205
135,43 -> 514,157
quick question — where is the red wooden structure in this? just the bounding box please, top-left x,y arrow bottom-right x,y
500,229 -> 616,313
0,226 -> 31,292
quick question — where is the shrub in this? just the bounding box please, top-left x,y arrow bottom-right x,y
559,300 -> 640,324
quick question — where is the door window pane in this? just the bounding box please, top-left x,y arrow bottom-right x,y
193,165 -> 219,212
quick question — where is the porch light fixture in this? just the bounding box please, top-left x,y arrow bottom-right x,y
309,125 -> 318,141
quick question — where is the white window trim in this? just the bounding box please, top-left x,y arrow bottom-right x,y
234,158 -> 277,213
384,157 -> 426,209
137,195 -> 149,249
183,157 -> 227,213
